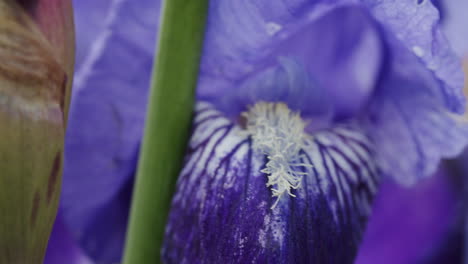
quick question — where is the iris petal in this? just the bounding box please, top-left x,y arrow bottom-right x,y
72,0 -> 114,69
356,167 -> 460,264
438,0 -> 468,56
363,0 -> 465,113
200,4 -> 383,119
44,213 -> 92,264
61,0 -> 161,262
163,102 -> 379,263
364,36 -> 468,185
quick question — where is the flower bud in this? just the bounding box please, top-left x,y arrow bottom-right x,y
0,0 -> 74,262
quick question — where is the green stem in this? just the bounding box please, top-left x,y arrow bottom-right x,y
122,0 -> 209,263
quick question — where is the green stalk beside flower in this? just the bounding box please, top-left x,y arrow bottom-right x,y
122,0 -> 209,263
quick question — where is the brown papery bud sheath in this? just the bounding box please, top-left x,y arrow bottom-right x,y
0,0 -> 74,263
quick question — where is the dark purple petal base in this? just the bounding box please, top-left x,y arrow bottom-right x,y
163,103 -> 380,263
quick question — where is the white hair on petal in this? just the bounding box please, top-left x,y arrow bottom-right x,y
243,102 -> 311,209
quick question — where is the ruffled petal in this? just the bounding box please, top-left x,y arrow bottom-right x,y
364,36 -> 468,185
61,0 -> 161,262
200,0 -> 466,188
163,103 -> 379,263
199,3 -> 384,119
363,0 -> 465,113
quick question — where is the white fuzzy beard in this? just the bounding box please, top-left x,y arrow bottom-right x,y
243,102 -> 311,209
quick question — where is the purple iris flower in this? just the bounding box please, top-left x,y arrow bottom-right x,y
57,0 -> 468,263
163,1 -> 467,262
357,1 -> 468,262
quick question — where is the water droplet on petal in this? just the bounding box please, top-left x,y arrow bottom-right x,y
265,22 -> 282,36
412,45 -> 425,57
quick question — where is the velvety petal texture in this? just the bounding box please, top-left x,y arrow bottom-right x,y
163,103 -> 379,263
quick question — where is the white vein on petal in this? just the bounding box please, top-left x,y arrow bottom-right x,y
177,101 -> 378,228
73,0 -> 126,93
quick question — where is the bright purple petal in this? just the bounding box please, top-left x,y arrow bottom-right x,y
163,103 -> 379,262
